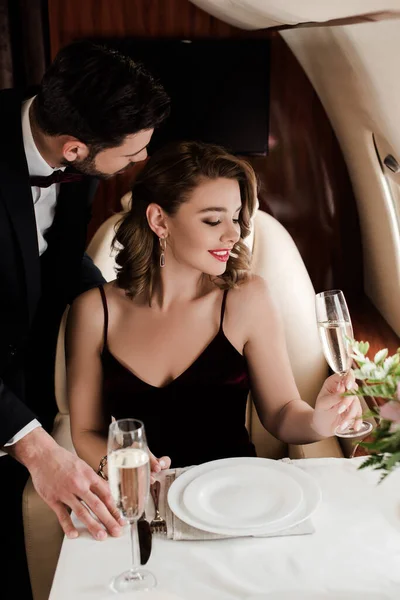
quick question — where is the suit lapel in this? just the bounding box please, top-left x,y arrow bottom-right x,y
0,90 -> 41,323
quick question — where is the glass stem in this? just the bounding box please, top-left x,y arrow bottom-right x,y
129,520 -> 140,574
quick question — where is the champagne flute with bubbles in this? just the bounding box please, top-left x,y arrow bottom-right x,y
107,418 -> 156,593
315,290 -> 373,438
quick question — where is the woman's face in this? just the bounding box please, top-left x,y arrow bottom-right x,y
165,177 -> 242,277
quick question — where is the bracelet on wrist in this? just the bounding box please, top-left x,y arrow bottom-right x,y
97,454 -> 108,480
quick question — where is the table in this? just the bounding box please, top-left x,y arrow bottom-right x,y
49,457 -> 400,599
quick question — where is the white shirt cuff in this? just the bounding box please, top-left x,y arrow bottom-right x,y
4,419 -> 42,446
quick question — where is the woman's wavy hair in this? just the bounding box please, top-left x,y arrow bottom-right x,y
114,140 -> 258,300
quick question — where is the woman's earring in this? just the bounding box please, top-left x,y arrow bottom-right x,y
159,236 -> 167,268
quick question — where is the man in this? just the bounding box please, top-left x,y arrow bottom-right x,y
0,40 -> 170,596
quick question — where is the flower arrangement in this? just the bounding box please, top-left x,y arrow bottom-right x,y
345,340 -> 400,480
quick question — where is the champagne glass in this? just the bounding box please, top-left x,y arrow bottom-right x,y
107,418 -> 156,593
315,290 -> 373,438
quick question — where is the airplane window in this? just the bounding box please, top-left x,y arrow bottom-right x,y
373,133 -> 400,233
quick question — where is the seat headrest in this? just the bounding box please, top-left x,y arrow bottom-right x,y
120,192 -> 132,212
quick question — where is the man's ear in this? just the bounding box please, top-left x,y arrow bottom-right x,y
146,204 -> 168,238
61,138 -> 89,163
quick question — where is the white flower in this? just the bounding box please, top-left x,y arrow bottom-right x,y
359,361 -> 376,376
374,348 -> 388,364
370,367 -> 387,380
383,356 -> 396,374
349,350 -> 367,362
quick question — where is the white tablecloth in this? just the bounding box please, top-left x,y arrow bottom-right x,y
49,457 -> 400,600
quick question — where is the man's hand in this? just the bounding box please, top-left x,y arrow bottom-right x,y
9,428 -> 123,540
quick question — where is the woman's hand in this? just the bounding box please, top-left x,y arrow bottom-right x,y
311,371 -> 363,437
149,451 -> 171,484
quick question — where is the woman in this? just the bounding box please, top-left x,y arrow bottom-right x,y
66,141 -> 361,479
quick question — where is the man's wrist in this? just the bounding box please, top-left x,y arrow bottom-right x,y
3,419 -> 42,447
8,426 -> 56,469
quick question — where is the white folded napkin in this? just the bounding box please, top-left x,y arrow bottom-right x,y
157,460 -> 315,541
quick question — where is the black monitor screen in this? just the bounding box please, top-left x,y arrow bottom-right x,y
93,38 -> 270,156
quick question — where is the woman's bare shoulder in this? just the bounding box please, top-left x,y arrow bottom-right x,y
229,275 -> 272,306
71,281 -> 121,311
227,275 -> 279,329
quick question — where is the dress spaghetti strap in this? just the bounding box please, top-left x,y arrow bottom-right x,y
219,289 -> 229,331
98,285 -> 109,351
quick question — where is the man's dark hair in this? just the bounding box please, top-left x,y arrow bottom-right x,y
32,40 -> 170,150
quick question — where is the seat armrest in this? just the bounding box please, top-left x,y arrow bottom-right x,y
289,437 -> 344,459
51,413 -> 75,454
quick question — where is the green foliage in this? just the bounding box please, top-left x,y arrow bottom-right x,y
348,339 -> 400,480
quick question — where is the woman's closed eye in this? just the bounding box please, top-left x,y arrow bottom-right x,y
203,219 -> 240,227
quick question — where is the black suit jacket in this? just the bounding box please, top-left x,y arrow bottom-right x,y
0,89 -> 104,446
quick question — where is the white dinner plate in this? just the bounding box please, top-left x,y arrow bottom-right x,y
182,463 -> 303,529
104,592 -> 186,600
168,457 -> 322,537
244,593 -> 391,600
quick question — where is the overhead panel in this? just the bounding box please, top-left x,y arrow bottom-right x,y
190,0 -> 400,29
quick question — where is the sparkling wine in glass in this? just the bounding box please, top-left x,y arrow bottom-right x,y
107,418 -> 156,593
315,290 -> 373,438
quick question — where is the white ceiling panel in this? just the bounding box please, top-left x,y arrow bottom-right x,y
190,0 -> 400,29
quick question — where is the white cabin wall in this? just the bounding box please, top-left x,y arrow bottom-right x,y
280,20 -> 400,336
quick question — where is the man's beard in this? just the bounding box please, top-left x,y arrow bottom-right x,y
61,147 -> 135,179
61,151 -> 112,180
62,157 -> 134,180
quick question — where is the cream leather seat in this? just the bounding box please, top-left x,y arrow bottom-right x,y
23,195 -> 343,600
84,192 -> 133,282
